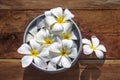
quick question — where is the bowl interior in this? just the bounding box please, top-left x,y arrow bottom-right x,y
23,14 -> 82,73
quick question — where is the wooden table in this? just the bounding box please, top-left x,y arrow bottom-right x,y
0,0 -> 120,80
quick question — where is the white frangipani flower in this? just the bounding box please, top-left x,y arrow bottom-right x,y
35,29 -> 55,47
60,22 -> 77,40
82,36 -> 106,59
26,26 -> 38,42
17,40 -> 48,68
49,40 -> 77,68
45,7 -> 74,34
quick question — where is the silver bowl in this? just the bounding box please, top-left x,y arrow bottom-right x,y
23,14 -> 82,73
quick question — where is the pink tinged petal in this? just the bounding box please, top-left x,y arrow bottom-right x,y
51,56 -> 61,64
26,34 -> 34,42
62,40 -> 73,49
29,40 -> 40,50
51,23 -> 63,34
83,45 -> 93,55
45,16 -> 56,26
62,22 -> 72,32
44,11 -> 52,16
68,48 -> 77,58
95,50 -> 104,59
21,56 -> 33,68
64,9 -> 74,21
34,57 -> 47,69
96,44 -> 106,52
47,62 -> 56,71
82,38 -> 92,45
61,56 -> 71,68
17,44 -> 31,54
49,42 -> 61,53
71,31 -> 77,40
91,36 -> 100,47
51,7 -> 63,18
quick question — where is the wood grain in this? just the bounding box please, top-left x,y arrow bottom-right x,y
0,10 -> 120,59
0,0 -> 120,9
0,59 -> 120,80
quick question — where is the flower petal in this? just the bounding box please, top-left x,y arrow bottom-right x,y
47,62 -> 56,71
37,19 -> 45,29
35,29 -> 47,43
82,38 -> 92,45
64,9 -> 74,20
29,26 -> 38,36
71,31 -> 77,40
51,7 -> 63,18
51,56 -> 61,64
96,44 -> 106,52
26,34 -> 34,42
45,16 -> 56,26
49,42 -> 61,53
21,56 -> 33,68
17,44 -> 31,54
45,11 -> 52,16
39,48 -> 50,62
51,23 -> 63,34
62,22 -> 72,32
95,50 -> 104,59
29,40 -> 41,50
83,45 -> 93,55
68,48 -> 77,58
61,56 -> 71,68
62,40 -> 73,49
91,36 -> 100,47
34,57 -> 47,68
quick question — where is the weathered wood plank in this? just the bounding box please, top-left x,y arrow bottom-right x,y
0,59 -> 120,80
0,32 -> 119,59
0,10 -> 120,59
0,10 -> 120,33
1,0 -> 120,9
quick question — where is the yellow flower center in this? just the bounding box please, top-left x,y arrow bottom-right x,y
44,37 -> 53,45
30,49 -> 39,57
90,45 -> 97,51
59,48 -> 68,57
61,33 -> 71,39
56,16 -> 65,24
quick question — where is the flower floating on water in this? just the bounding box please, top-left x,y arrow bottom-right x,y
17,40 -> 48,68
18,7 -> 80,71
49,40 -> 77,68
45,7 -> 74,34
82,36 -> 106,59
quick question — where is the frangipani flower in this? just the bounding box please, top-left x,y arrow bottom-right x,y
17,40 -> 48,68
49,40 -> 77,68
35,29 -> 55,47
60,22 -> 77,40
26,26 -> 38,42
82,36 -> 106,59
45,7 -> 74,34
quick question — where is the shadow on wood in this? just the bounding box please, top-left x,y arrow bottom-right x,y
23,63 -> 79,80
80,59 -> 105,80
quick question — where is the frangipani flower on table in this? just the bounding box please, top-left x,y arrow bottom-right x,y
82,36 -> 106,59
49,40 -> 77,68
35,29 -> 55,47
60,22 -> 77,40
45,7 -> 74,34
26,26 -> 38,42
17,40 -> 49,68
